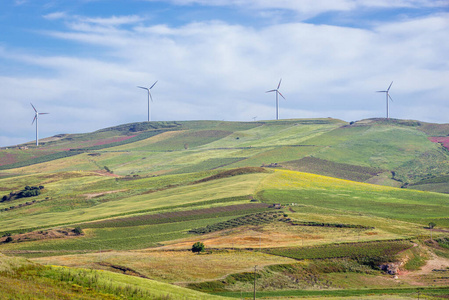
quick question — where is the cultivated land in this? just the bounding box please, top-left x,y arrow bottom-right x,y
1,118 -> 449,299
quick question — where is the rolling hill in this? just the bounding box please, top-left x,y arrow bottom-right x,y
1,118 -> 449,299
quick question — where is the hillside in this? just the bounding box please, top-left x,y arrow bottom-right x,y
1,118 -> 449,190
1,118 -> 449,299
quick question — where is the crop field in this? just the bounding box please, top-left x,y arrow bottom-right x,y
262,240 -> 412,261
283,157 -> 384,182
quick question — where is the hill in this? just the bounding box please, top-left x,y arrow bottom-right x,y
1,118 -> 449,299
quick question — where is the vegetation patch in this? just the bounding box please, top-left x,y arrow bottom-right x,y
262,240 -> 413,266
82,203 -> 270,229
194,167 -> 267,184
188,211 -> 282,234
1,185 -> 44,202
0,228 -> 83,244
283,157 -> 384,182
285,219 -> 373,230
189,259 -> 375,293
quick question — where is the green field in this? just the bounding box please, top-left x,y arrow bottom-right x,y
1,118 -> 449,299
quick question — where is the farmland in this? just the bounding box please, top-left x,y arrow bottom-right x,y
1,118 -> 449,299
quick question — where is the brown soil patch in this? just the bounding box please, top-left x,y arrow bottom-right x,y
398,249 -> 449,286
157,225 -> 322,250
0,228 -> 82,243
83,189 -> 127,199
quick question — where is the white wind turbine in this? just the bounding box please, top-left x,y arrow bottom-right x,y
31,103 -> 49,147
376,81 -> 393,119
137,80 -> 158,122
266,79 -> 285,120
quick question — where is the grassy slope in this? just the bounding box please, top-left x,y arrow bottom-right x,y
2,118 -> 449,299
0,253 -> 231,300
258,169 -> 449,228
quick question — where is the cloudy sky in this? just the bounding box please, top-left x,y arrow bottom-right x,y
1,0 -> 448,147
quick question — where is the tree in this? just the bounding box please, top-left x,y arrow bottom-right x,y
428,222 -> 436,229
73,226 -> 83,235
191,242 -> 205,254
4,236 -> 13,243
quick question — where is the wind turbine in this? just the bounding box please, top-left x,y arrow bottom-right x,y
376,81 -> 393,119
266,79 -> 285,120
137,80 -> 158,122
31,103 -> 49,147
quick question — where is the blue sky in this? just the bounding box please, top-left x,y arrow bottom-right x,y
1,0 -> 448,147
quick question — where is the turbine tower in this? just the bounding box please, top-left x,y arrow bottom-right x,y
137,81 -> 158,122
31,103 -> 49,147
266,79 -> 285,120
376,81 -> 393,119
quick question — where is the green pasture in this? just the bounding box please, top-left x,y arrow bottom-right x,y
0,171 -> 267,232
258,170 -> 449,228
1,216 -> 236,253
215,287 -> 449,299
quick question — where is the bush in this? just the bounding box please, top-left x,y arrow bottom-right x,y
192,242 -> 205,253
4,236 -> 13,243
73,226 -> 83,235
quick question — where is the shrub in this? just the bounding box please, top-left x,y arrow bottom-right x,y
73,226 -> 83,235
4,236 -> 13,243
192,242 -> 205,253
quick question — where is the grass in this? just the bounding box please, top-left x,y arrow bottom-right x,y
258,170 -> 449,227
283,157 -> 384,182
33,250 -> 295,283
214,287 -> 449,298
0,253 -> 231,299
262,240 -> 412,262
2,119 -> 449,299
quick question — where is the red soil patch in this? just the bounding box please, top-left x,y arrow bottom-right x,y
429,136 -> 449,150
60,135 -> 137,151
0,153 -> 19,166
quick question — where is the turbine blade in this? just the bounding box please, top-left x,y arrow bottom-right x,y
387,81 -> 393,91
31,115 -> 36,125
137,86 -> 148,90
40,113 -> 49,115
30,103 -> 37,112
278,91 -> 286,100
149,92 -> 153,102
150,80 -> 158,89
266,89 -> 276,93
388,94 -> 393,102
376,91 -> 386,93
277,78 -> 282,89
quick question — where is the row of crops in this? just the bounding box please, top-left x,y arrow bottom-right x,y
262,240 -> 413,265
188,211 -> 283,234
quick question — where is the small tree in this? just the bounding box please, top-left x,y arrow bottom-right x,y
428,222 -> 436,229
73,226 -> 83,235
191,242 -> 205,254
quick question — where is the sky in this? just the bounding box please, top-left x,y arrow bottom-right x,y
0,0 -> 448,147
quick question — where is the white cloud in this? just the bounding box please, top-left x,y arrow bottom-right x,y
1,5 -> 448,147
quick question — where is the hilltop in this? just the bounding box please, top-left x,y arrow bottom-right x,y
1,118 -> 449,299
1,117 -> 449,192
